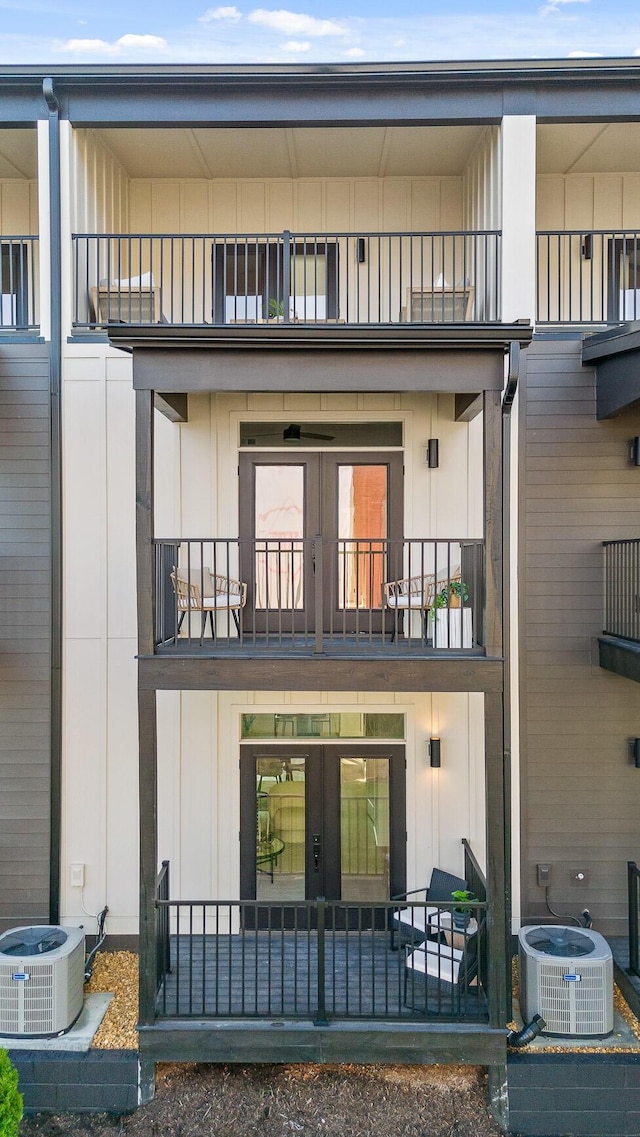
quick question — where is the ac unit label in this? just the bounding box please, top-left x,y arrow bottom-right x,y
12,972 -> 30,982
563,973 -> 581,982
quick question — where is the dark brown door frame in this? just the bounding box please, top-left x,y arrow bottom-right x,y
239,451 -> 403,634
239,743 -> 406,903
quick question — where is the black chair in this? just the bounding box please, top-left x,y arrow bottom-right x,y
390,867 -> 467,951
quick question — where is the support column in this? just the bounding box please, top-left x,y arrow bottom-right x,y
136,388 -> 158,1026
483,386 -> 509,1027
501,115 -> 537,323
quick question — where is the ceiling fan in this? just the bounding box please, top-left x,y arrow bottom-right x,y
246,423 -> 336,443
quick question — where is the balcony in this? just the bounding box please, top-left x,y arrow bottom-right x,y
537,230 -> 640,325
0,236 -> 39,332
72,231 -> 502,331
141,843 -> 497,1064
599,539 -> 640,683
153,537 -> 485,659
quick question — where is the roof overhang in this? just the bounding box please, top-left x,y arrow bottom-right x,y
107,322 -> 532,396
582,322 -> 640,419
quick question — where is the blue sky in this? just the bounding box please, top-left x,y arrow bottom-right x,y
0,0 -> 639,64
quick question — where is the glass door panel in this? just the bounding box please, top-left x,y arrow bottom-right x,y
337,465 -> 388,611
254,464 -> 305,610
255,756 -> 306,901
340,757 -> 390,902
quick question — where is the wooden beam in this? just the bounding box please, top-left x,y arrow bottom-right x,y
483,389 -> 503,659
484,690 -> 508,1030
154,392 -> 188,423
138,688 -> 158,1027
139,1021 -> 506,1066
132,347 -> 506,394
136,389 -> 155,657
137,655 -> 504,693
455,393 -> 483,421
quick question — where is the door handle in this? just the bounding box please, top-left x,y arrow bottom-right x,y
312,834 -> 321,871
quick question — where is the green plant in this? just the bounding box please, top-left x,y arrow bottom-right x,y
268,297 -> 284,318
451,888 -> 476,910
0,1049 -> 23,1137
434,579 -> 469,608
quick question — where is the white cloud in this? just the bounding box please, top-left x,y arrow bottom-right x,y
57,33 -> 167,56
539,0 -> 589,15
343,46 -> 366,57
199,6 -> 242,22
282,39 -> 311,51
567,49 -> 601,56
248,9 -> 348,37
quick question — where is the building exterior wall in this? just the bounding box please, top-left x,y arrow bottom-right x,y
537,173 -> 640,230
0,179 -> 38,234
155,689 -> 487,905
127,175 -> 464,235
0,342 -> 51,933
519,336 -> 640,936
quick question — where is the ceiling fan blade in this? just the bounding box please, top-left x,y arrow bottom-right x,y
300,431 -> 336,441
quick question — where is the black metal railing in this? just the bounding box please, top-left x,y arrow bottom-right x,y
628,861 -> 640,978
603,539 -> 640,642
537,230 -> 640,324
152,536 -> 485,655
156,860 -> 171,992
0,236 -> 39,331
154,895 -> 488,1023
71,230 -> 502,328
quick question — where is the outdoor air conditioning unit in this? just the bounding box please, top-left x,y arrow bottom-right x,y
518,924 -> 613,1038
0,925 -> 85,1038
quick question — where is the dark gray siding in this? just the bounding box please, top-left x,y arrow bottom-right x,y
519,337 -> 640,936
0,343 -> 51,933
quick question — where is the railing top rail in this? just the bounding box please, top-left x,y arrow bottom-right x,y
0,234 -> 38,240
537,228 -> 640,236
154,535 -> 485,544
461,837 -> 488,888
73,229 -> 502,241
156,897 -> 489,910
603,538 -> 640,547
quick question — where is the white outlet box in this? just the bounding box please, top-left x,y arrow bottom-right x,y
70,862 -> 85,888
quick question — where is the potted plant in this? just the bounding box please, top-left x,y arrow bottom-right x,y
434,579 -> 469,610
451,888 -> 476,931
267,297 -> 284,320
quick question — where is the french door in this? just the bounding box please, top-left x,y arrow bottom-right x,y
240,744 -> 406,905
239,452 -> 403,633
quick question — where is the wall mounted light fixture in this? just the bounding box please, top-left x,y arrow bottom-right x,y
429,736 -> 441,768
632,738 -> 640,768
630,437 -> 640,466
426,439 -> 439,469
356,237 -> 366,264
581,233 -> 593,260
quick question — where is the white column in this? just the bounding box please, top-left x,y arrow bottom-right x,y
501,115 -> 537,323
36,119 -> 50,341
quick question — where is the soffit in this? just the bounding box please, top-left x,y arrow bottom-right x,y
537,122 -> 640,175
94,125 -> 485,180
0,128 -> 37,179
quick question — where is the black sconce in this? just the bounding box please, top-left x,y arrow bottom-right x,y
630,437 -> 640,466
581,233 -> 593,260
632,739 -> 640,768
429,737 -> 441,768
426,439 -> 439,469
356,237 -> 366,264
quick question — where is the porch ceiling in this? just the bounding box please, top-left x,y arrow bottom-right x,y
537,122 -> 640,175
93,124 -> 485,180
0,128 -> 37,179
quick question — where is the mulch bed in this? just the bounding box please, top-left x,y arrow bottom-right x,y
19,1062 -> 501,1136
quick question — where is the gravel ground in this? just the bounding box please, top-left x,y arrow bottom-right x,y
19,1062 -> 501,1137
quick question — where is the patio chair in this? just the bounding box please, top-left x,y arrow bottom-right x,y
170,567 -> 247,639
403,918 -> 484,1013
383,566 -> 461,641
390,867 -> 468,951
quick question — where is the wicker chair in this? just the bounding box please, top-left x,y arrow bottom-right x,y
170,567 -> 247,639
